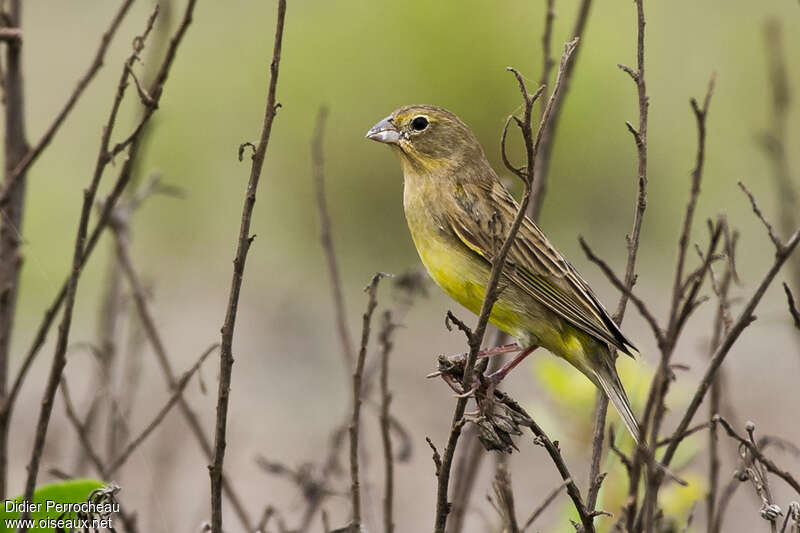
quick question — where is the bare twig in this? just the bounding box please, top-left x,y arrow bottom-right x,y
491,463 -> 520,533
1,0 -> 200,471
707,239 -> 735,533
312,105 -> 354,368
210,2 -> 286,532
579,237 -> 664,344
0,0 -> 28,499
669,76 -> 716,340
105,344 -> 216,476
0,0 -> 135,208
111,204 -> 253,531
530,0 -> 594,222
654,225 -> 800,497
784,283 -> 800,330
350,273 -> 386,531
445,425 -> 485,533
715,416 -> 800,496
19,9 -> 165,524
636,76 -> 718,532
59,378 -> 108,478
378,311 -> 397,533
434,39 -> 580,533
760,20 -> 798,269
739,181 -> 782,250
521,480 -> 569,532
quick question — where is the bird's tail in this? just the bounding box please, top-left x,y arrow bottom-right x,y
594,363 -> 641,444
594,361 -> 689,486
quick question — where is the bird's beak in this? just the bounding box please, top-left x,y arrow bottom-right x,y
365,116 -> 401,144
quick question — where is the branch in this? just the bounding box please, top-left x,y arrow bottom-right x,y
784,283 -> 800,330
59,378 -> 108,479
110,204 -> 253,531
18,8 -> 166,525
579,236 -> 664,345
105,344 -> 216,476
668,75 -> 716,339
491,463 -> 520,533
0,0 -> 28,499
521,480 -> 569,532
739,181 -> 783,250
312,105 -> 354,368
530,0 -> 594,222
715,416 -> 800,496
349,273 -> 386,531
210,2 -> 286,532
2,0 -> 200,460
658,225 -> 800,478
379,310 -> 397,533
0,0 -> 135,208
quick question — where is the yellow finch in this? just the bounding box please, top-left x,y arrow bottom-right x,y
366,105 -> 641,441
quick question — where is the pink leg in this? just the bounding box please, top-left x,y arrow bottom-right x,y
487,345 -> 538,382
477,343 -> 520,359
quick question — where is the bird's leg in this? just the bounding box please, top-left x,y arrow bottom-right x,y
486,345 -> 538,383
429,344 -> 523,396
428,343 -> 520,376
474,345 -> 538,416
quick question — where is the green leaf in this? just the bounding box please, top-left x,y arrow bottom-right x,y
1,479 -> 105,532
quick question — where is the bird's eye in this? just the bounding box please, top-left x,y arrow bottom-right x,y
411,116 -> 429,131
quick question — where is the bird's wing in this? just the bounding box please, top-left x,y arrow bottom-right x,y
446,181 -> 637,356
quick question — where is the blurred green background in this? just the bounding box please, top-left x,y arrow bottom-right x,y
6,0 -> 800,531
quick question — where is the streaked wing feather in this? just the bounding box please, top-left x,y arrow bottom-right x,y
447,183 -> 637,356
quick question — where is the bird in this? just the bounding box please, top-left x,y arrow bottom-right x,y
365,104 -> 642,442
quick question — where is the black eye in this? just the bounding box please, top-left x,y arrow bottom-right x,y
411,116 -> 429,131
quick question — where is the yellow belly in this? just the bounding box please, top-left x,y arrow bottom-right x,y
406,214 -> 532,342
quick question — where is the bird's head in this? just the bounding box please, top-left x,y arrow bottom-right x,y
365,105 -> 487,173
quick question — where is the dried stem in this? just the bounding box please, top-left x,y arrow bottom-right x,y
106,344 -> 216,476
0,0 -> 135,208
760,19 -> 799,294
530,0 -> 593,222
111,205 -> 252,532
784,283 -> 800,330
378,310 -> 397,533
707,248 -> 735,533
653,224 -> 800,505
18,8 -> 165,524
312,105 -> 354,368
210,1 -> 286,532
491,463 -> 520,533
1,0 -> 199,468
521,480 -> 569,532
0,0 -> 27,499
715,416 -> 800,496
60,378 -> 108,479
350,273 -> 386,530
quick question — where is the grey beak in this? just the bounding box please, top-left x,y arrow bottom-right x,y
365,116 -> 401,144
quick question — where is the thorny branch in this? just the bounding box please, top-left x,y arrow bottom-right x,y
210,1 -> 286,532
